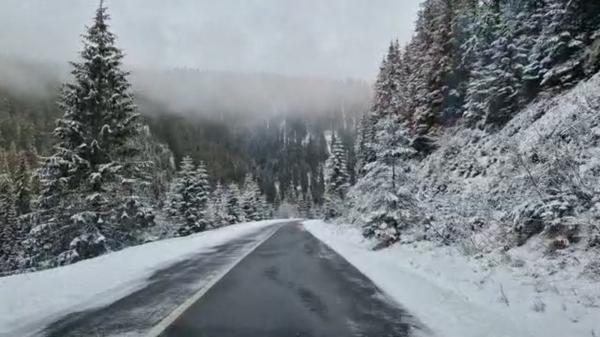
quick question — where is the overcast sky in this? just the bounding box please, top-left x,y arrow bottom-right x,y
0,0 -> 421,80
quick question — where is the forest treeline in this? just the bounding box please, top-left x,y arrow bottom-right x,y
3,0 -> 600,274
340,0 -> 600,249
0,3 -> 364,274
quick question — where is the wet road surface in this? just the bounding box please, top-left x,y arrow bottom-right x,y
41,224 -> 281,337
159,223 -> 417,337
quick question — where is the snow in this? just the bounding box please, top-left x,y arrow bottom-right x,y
0,220 -> 282,337
303,220 -> 600,337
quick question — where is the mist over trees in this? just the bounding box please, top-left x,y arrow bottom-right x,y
0,1 -> 367,274
3,0 -> 599,278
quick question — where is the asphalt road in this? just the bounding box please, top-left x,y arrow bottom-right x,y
41,225 -> 280,337
159,223 -> 417,337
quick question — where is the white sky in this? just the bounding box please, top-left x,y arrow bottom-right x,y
0,0 -> 422,80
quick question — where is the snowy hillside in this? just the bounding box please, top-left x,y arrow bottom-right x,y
342,68 -> 600,336
305,220 -> 600,337
414,72 -> 600,261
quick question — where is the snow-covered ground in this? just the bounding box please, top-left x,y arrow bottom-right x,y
0,220 -> 283,337
303,220 -> 600,337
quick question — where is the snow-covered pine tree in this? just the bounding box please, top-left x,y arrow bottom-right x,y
356,50 -> 392,176
517,0 -> 546,99
483,5 -> 522,126
209,182 -> 229,228
241,174 -> 263,221
166,156 -> 209,236
226,183 -> 244,224
405,0 -> 463,135
166,156 -> 194,217
402,41 -> 426,126
401,36 -> 438,153
354,113 -> 377,176
298,189 -> 314,219
12,156 -> 31,216
31,1 -> 147,267
0,177 -> 19,272
377,40 -> 403,119
526,0 -> 586,88
353,113 -> 417,246
460,1 -> 526,127
462,1 -> 502,126
410,4 -> 436,135
127,125 -> 174,209
422,0 -> 460,124
190,161 -> 211,233
449,0 -> 479,111
323,137 -> 350,219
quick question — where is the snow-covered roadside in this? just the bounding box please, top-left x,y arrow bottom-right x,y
0,220 -> 283,337
303,220 -> 600,337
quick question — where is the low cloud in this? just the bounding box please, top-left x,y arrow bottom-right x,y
0,0 -> 421,80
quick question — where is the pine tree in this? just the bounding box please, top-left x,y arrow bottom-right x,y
401,41 -> 435,154
241,174 -> 263,221
519,0 -> 547,99
259,194 -> 273,220
166,156 -> 194,217
484,6 -> 522,125
128,125 -> 174,209
410,3 -> 436,134
0,177 -> 18,272
166,156 -> 210,236
352,114 -> 416,246
225,183 -> 244,224
402,40 -> 427,126
461,1 -> 526,127
406,0 -> 463,134
190,161 -> 211,233
355,113 -> 377,176
356,45 -> 398,175
31,1 -> 145,266
462,1 -> 505,126
535,0 -> 584,87
324,137 -> 350,219
426,0 -> 458,122
298,188 -> 314,219
210,182 -> 229,228
375,40 -> 404,121
13,156 -> 31,216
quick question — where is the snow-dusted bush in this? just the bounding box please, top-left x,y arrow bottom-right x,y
511,198 -> 573,246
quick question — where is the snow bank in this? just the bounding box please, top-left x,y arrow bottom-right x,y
303,220 -> 600,337
0,220 -> 283,337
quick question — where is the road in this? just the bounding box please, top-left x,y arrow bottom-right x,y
42,222 -> 420,337
41,225 -> 279,337
159,223 -> 415,337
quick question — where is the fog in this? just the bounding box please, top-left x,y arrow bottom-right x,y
0,1 -> 422,120
0,0 -> 421,80
132,69 -> 372,121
